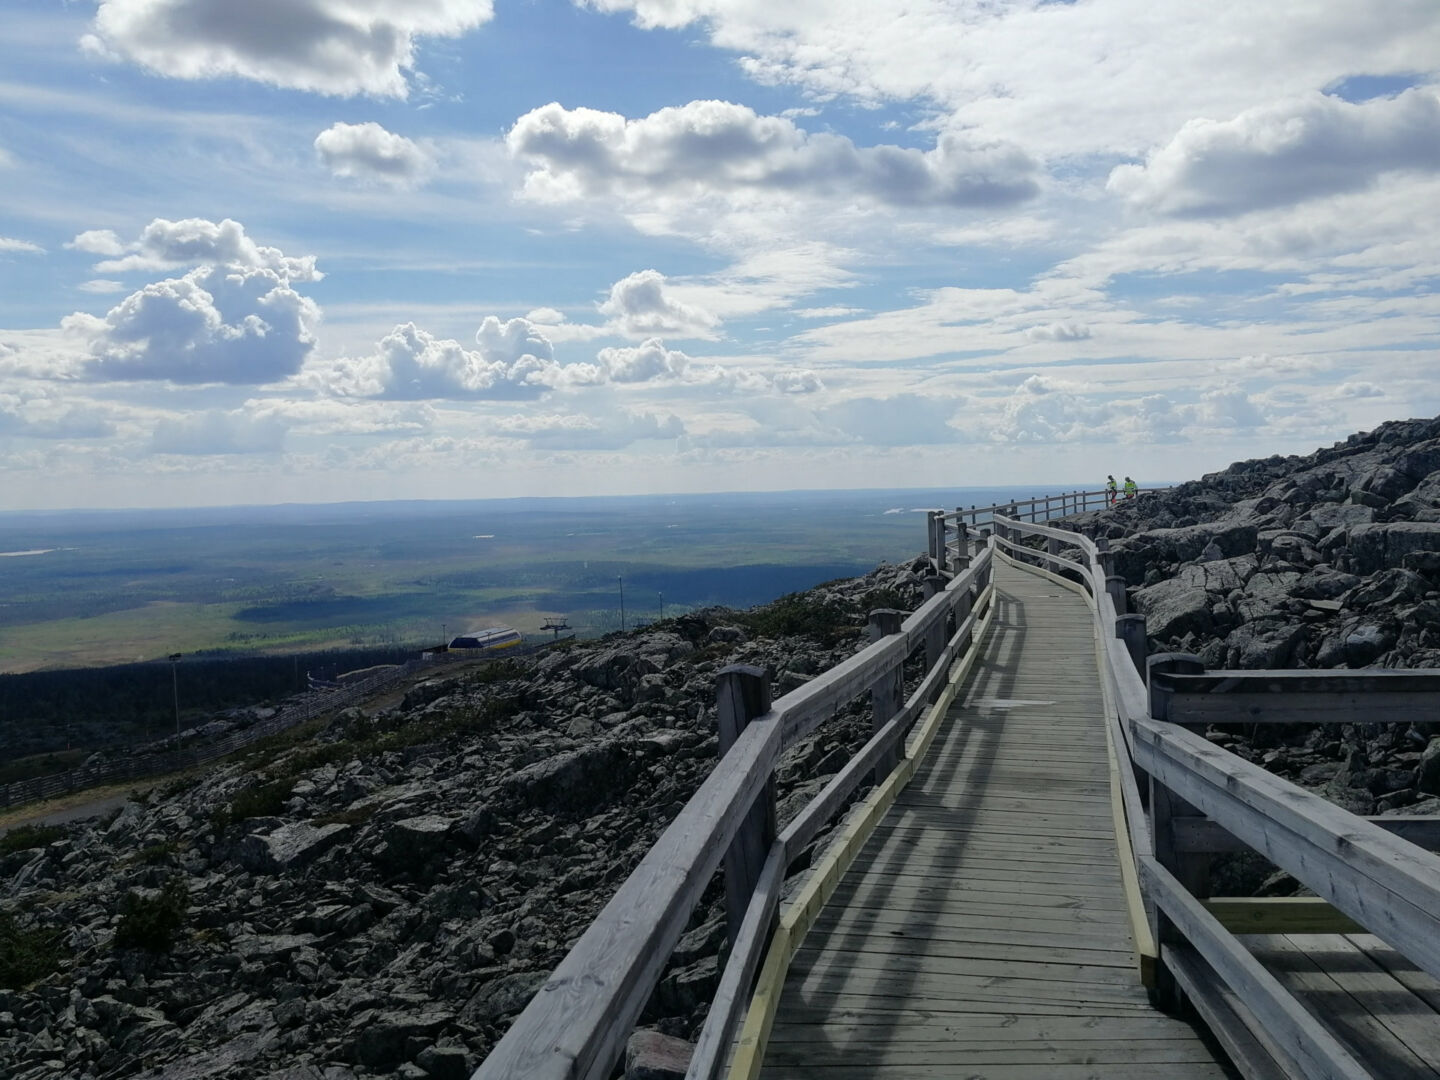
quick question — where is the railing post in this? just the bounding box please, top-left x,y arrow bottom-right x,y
1105,575 -> 1127,614
922,577 -> 947,702
926,510 -> 938,566
1116,614 -> 1147,679
1146,652 -> 1207,1013
955,510 -> 968,558
716,664 -> 775,949
868,609 -> 905,780
1094,536 -> 1114,577
935,513 -> 948,574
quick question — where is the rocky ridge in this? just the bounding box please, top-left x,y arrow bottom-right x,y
1055,414 -> 1440,822
0,561 -> 934,1080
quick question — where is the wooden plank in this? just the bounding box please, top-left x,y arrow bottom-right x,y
794,930 -> 1136,972
765,1042 -> 1228,1066
759,1060 -> 1231,1079
1177,816 -> 1440,854
1138,854 -> 1376,1080
475,716 -> 781,1080
1246,934 -> 1440,1080
791,945 -> 1145,989
1204,898 -> 1365,935
808,910 -> 1136,953
1164,943 -> 1303,1080
769,1007 -> 1202,1037
1155,670 -> 1440,695
1132,713 -> 1440,984
1280,934 -> 1440,1067
687,846 -> 784,1080
1167,692 -> 1440,726
1347,934 -> 1440,1013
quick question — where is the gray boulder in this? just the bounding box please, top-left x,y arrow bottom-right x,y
236,822 -> 350,874
626,1030 -> 693,1080
1348,522 -> 1440,573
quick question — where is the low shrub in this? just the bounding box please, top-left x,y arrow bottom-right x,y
0,824 -> 66,857
734,593 -> 858,646
0,913 -> 66,988
114,877 -> 189,953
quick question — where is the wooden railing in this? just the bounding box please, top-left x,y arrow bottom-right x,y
476,542 -> 997,1080
938,486 -> 1164,531
991,511 -> 1440,1080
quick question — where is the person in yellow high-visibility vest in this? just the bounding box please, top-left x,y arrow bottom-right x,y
1106,475 -> 1118,507
1123,476 -> 1138,500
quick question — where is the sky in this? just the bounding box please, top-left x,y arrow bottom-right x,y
0,0 -> 1437,510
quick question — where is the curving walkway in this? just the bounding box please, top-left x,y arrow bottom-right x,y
760,559 -> 1234,1078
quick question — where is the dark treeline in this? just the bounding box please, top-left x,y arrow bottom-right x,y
0,645 -> 424,760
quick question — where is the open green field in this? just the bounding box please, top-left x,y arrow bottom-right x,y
0,486 -> 1061,673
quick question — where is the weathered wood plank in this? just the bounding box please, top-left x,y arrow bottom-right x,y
1164,943 -> 1303,1080
760,1061 -> 1231,1080
1176,815 -> 1440,854
686,846 -> 783,1080
1247,933 -> 1440,1080
1139,855 -> 1375,1080
1132,713 -> 1440,983
1279,934 -> 1440,1067
765,1043 -> 1228,1066
1204,897 -> 1365,935
1347,934 -> 1440,1013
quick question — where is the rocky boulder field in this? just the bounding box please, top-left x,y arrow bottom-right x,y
1060,414 -> 1440,824
0,564 -> 931,1080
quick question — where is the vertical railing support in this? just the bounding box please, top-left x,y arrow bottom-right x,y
1105,575 -> 1127,614
926,510 -> 938,566
1116,614 -> 1147,679
922,577 -> 947,702
715,664 -> 775,949
1146,652 -> 1207,1013
1094,536 -> 1114,578
955,509 -> 967,558
868,609 -> 905,780
935,513 -> 948,574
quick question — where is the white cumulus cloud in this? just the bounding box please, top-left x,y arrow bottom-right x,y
0,237 -> 44,254
317,318 -> 564,400
67,230 -> 126,256
70,264 -> 321,384
1109,89 -> 1440,217
507,100 -> 1038,209
91,218 -> 322,280
84,0 -> 494,98
315,121 -> 433,185
595,338 -> 690,383
599,269 -> 720,339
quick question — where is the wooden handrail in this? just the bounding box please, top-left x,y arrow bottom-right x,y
997,507 -> 1440,1076
478,540 -> 995,1080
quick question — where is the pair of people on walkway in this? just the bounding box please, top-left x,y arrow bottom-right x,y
1106,475 -> 1138,506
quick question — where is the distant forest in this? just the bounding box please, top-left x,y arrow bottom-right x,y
0,645 -> 423,761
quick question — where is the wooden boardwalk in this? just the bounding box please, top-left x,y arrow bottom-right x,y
762,558 -> 1234,1079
